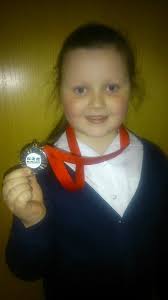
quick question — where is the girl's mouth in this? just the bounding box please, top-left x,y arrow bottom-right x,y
85,115 -> 108,124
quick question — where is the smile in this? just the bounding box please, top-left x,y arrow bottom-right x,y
86,115 -> 108,123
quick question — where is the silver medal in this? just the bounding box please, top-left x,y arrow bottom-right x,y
20,140 -> 48,173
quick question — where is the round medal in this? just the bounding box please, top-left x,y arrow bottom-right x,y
20,140 -> 48,173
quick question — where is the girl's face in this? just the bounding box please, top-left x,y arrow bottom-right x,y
60,47 -> 131,149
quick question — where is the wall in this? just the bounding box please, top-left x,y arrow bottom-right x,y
0,1 -> 167,299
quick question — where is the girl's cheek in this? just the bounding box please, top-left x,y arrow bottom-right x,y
63,102 -> 81,119
111,95 -> 129,111
63,97 -> 86,112
63,105 -> 74,118
120,101 -> 129,115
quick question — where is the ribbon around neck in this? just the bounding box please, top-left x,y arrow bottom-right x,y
43,124 -> 130,191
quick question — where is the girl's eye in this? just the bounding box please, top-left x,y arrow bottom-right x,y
106,83 -> 119,93
73,86 -> 87,96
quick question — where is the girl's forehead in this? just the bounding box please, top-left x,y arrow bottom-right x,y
61,48 -> 128,82
63,47 -> 124,64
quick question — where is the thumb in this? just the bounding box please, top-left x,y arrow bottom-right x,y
28,174 -> 43,203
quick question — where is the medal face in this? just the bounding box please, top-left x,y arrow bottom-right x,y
20,141 -> 48,172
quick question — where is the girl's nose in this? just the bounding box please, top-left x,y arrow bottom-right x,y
89,91 -> 105,107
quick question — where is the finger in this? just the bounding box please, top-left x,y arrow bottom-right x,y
4,183 -> 32,205
28,174 -> 39,187
2,177 -> 30,197
5,188 -> 32,213
3,167 -> 32,184
28,175 -> 43,203
15,189 -> 33,209
2,177 -> 31,198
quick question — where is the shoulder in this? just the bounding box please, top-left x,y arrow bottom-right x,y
128,128 -> 167,172
141,137 -> 167,164
128,128 -> 167,157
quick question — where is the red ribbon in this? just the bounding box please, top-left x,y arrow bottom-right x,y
44,124 -> 130,191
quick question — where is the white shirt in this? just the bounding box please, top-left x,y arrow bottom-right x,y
54,129 -> 144,217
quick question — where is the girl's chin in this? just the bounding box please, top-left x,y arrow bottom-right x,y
74,119 -> 121,138
77,127 -> 118,139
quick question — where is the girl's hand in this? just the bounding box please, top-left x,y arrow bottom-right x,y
2,168 -> 46,228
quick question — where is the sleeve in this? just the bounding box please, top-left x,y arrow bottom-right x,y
5,168 -> 60,281
141,140 -> 168,298
153,146 -> 168,298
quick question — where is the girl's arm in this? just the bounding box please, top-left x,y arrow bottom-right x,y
5,169 -> 60,281
5,208 -> 58,281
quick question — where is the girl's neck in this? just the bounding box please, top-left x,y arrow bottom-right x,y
75,129 -> 119,155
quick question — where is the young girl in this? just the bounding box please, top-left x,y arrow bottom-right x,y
2,23 -> 168,299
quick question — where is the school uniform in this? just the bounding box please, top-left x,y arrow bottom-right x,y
5,128 -> 168,299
